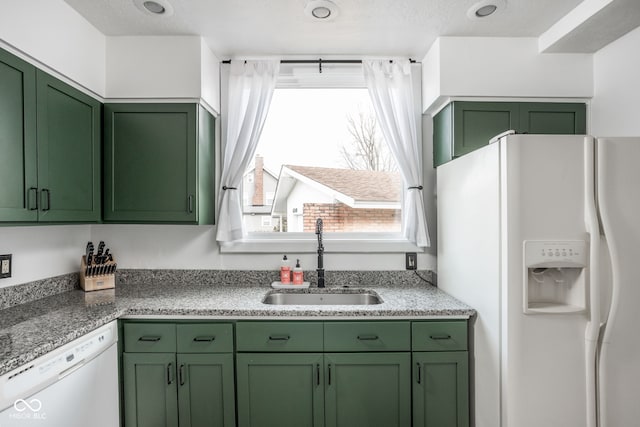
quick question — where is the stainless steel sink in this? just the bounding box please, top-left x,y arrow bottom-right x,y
262,290 -> 382,305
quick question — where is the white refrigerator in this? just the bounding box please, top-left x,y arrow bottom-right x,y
436,133 -> 640,427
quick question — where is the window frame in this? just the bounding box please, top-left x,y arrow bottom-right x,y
220,61 -> 424,253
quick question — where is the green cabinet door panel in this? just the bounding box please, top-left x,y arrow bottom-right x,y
105,104 -> 196,222
324,352 -> 411,427
519,102 -> 586,135
177,353 -> 236,427
104,103 -> 215,224
323,321 -> 410,352
0,48 -> 37,221
236,353 -> 325,427
123,352 -> 179,427
35,70 -> 101,222
452,102 -> 519,159
413,351 -> 469,427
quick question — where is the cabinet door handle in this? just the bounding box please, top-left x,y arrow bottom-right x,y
268,334 -> 290,341
327,363 -> 332,386
41,188 -> 50,211
138,336 -> 161,342
357,334 -> 379,341
187,195 -> 193,213
193,336 -> 215,342
416,363 -> 421,384
28,187 -> 38,211
179,364 -> 185,386
167,363 -> 174,385
429,334 -> 452,340
316,363 -> 320,386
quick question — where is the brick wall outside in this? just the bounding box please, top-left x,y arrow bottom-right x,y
303,203 -> 401,232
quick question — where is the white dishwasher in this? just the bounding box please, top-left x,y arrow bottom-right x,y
0,321 -> 119,427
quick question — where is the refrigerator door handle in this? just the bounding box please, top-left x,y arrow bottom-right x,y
584,136 -> 602,427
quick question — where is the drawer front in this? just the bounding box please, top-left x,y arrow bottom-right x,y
236,322 -> 323,352
124,323 -> 176,353
412,321 -> 468,351
324,321 -> 410,352
177,323 -> 233,353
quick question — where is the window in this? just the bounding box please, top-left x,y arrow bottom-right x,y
242,79 -> 402,236
222,61 -> 425,253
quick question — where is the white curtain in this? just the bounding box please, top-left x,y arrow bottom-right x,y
362,59 -> 430,247
217,60 -> 280,242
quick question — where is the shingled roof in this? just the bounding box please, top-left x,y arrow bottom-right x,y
285,165 -> 401,202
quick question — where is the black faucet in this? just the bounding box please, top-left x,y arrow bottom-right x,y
315,218 -> 325,288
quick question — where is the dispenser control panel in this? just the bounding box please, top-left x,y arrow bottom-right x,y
524,240 -> 587,268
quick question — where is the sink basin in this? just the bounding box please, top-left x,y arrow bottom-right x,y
262,291 -> 382,305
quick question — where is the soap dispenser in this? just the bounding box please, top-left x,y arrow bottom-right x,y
292,259 -> 304,285
280,255 -> 291,284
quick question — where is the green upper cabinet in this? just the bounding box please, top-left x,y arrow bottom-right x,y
0,49 -> 37,222
103,103 -> 215,224
519,102 -> 586,135
35,70 -> 101,222
0,49 -> 100,223
433,101 -> 587,167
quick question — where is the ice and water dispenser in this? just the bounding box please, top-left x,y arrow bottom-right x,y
523,240 -> 587,314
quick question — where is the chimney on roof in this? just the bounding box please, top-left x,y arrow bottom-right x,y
252,155 -> 264,206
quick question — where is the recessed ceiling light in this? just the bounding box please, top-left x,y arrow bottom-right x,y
133,0 -> 174,17
305,0 -> 339,21
143,1 -> 165,14
475,4 -> 497,17
467,0 -> 506,20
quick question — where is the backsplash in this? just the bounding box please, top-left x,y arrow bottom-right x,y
0,273 -> 79,310
0,269 -> 436,310
116,269 -> 436,288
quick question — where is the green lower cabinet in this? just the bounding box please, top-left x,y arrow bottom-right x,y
236,353 -> 325,427
412,352 -> 469,427
177,353 -> 236,427
123,352 -> 235,427
123,352 -> 179,427
325,353 -> 411,427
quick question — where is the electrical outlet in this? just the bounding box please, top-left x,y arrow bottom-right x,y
0,254 -> 11,278
405,252 -> 417,270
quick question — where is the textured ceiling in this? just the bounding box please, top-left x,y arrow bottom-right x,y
64,0 -> 584,58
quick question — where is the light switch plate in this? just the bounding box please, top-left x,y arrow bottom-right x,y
0,254 -> 11,278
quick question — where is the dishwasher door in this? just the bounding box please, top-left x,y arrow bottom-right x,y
0,322 -> 119,427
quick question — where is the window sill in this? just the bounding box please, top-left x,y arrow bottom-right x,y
219,233 -> 423,253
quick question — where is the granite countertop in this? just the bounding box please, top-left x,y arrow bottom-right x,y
0,275 -> 474,377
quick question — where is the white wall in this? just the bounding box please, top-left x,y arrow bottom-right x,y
591,26 -> 640,135
89,224 -> 417,271
0,0 -> 106,97
201,42 -> 221,115
422,37 -> 594,113
106,36 -> 202,100
0,226 -> 90,288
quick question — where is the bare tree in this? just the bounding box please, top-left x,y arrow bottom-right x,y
340,110 -> 396,171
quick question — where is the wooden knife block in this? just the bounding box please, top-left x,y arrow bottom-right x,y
80,255 -> 116,292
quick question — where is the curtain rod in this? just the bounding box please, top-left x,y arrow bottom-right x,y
222,58 -> 417,73
221,59 -> 417,64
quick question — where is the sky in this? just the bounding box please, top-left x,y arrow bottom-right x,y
251,88 -> 378,175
